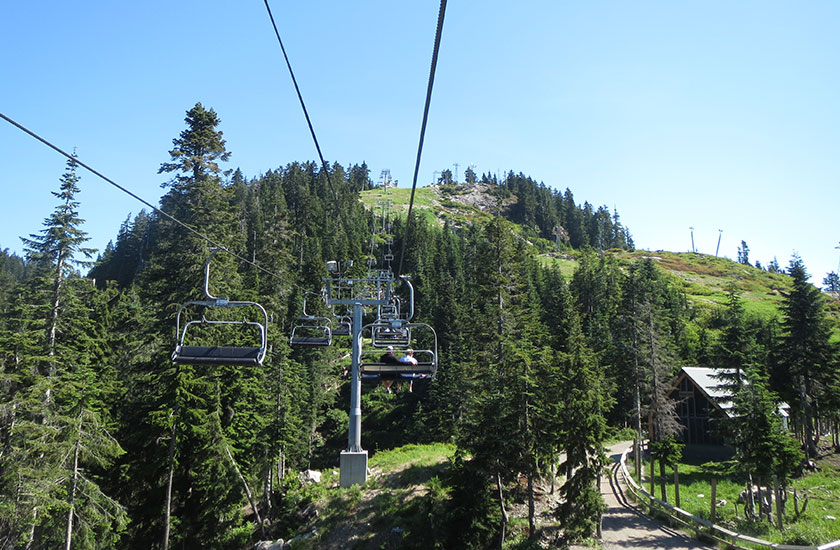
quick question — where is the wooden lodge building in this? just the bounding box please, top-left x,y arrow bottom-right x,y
667,366 -> 731,445
665,366 -> 790,447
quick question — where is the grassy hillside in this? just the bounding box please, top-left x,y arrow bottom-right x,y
544,249 -> 840,334
265,444 -> 456,549
360,183 -> 839,333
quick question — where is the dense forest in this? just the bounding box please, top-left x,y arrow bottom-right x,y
1,103 -> 839,549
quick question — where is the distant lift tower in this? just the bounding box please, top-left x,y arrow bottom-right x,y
689,227 -> 696,253
379,169 -> 393,188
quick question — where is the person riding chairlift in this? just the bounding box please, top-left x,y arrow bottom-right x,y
380,346 -> 400,393
399,349 -> 418,392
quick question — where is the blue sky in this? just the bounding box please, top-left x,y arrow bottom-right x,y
2,1 -> 839,284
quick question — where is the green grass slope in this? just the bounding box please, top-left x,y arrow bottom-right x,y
361,183 -> 840,331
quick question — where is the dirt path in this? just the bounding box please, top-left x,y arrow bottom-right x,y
600,442 -> 714,550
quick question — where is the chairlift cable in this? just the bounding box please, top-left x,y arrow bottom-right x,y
0,111 -> 284,283
262,0 -> 339,202
397,0 -> 447,278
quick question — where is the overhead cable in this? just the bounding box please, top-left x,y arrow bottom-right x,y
0,111 -> 282,281
397,0 -> 448,278
262,0 -> 338,201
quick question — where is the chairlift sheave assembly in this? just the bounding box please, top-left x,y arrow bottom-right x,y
172,250 -> 268,366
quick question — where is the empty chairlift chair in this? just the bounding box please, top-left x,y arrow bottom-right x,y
331,315 -> 352,337
172,251 -> 268,367
289,294 -> 333,346
369,300 -> 410,347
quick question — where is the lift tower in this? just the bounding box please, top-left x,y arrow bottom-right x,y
323,269 -> 393,486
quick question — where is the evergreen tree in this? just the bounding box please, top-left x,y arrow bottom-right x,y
20,155 -> 96,364
712,285 -> 757,397
464,165 -> 477,184
555,314 -> 608,543
776,255 -> 834,459
0,160 -> 127,549
823,271 -> 840,292
456,218 -> 557,545
737,240 -> 750,265
89,210 -> 151,288
730,368 -> 800,519
123,103 -> 257,549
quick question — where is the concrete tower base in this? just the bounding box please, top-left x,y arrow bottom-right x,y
339,450 -> 368,488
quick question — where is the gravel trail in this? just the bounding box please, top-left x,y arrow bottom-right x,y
600,442 -> 715,550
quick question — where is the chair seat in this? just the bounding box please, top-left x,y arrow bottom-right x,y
172,345 -> 264,366
359,362 -> 435,376
289,336 -> 332,346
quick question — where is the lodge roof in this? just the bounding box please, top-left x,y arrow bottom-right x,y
671,366 -> 789,419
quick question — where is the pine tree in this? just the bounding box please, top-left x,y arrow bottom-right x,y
555,313 -> 608,543
712,285 -> 756,397
456,218 -> 557,545
737,240 -> 750,265
123,103 -> 259,549
823,271 -> 840,292
731,368 -> 800,520
0,159 -> 127,549
777,255 -> 834,459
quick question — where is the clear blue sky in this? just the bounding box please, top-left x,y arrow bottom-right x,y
2,1 -> 839,284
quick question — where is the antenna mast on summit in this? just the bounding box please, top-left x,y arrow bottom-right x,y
689,227 -> 696,253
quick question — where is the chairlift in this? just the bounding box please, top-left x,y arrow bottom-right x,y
289,293 -> 333,346
377,302 -> 400,320
370,321 -> 411,348
172,250 -> 268,367
332,315 -> 352,337
359,321 -> 437,379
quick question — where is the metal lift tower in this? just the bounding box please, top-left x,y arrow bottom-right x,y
323,270 -> 394,487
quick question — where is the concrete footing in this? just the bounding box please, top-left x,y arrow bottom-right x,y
340,450 -> 368,488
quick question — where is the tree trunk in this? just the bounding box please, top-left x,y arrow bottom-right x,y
710,478 -> 717,522
674,464 -> 680,508
649,449 -> 655,497
633,341 -> 643,481
527,471 -> 536,538
64,431 -> 81,550
774,475 -> 783,529
800,377 -> 817,459
25,507 -> 37,550
745,471 -> 755,519
496,473 -> 508,550
47,255 -> 65,362
225,443 -> 265,537
162,394 -> 180,550
0,403 -> 16,462
264,462 -> 273,520
550,461 -> 556,494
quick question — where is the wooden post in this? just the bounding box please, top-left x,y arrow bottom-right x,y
674,464 -> 680,508
649,452 -> 656,500
710,478 -> 717,523
634,437 -> 642,481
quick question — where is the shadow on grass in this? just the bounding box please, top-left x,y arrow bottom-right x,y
385,460 -> 449,488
